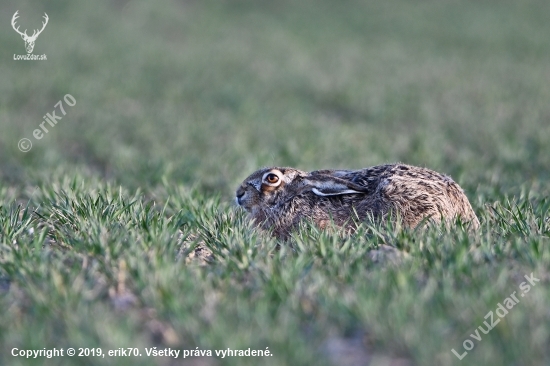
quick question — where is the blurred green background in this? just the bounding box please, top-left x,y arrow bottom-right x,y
1,1 -> 550,365
2,0 -> 549,196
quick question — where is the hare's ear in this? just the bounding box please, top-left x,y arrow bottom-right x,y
303,175 -> 368,197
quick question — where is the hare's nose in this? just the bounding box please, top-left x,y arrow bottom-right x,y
236,189 -> 245,205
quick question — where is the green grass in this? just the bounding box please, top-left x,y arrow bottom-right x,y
1,0 -> 550,365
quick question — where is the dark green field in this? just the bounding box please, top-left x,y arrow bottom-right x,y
1,0 -> 549,365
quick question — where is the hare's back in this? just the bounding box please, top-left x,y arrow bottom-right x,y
365,164 -> 465,201
348,164 -> 477,223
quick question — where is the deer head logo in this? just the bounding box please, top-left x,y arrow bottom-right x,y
11,11 -> 49,54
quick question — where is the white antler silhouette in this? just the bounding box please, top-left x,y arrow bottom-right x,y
11,11 -> 49,54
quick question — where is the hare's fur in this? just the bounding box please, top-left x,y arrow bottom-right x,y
236,164 -> 479,239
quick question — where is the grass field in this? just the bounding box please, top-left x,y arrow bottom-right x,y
1,0 -> 550,365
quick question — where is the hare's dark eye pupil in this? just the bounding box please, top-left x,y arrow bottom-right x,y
267,174 -> 278,183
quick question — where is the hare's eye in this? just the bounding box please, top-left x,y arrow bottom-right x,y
266,174 -> 279,184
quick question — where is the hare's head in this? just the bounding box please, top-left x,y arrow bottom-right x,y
236,167 -> 369,216
235,167 -> 304,214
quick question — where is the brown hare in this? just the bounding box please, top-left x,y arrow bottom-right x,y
236,164 -> 479,239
